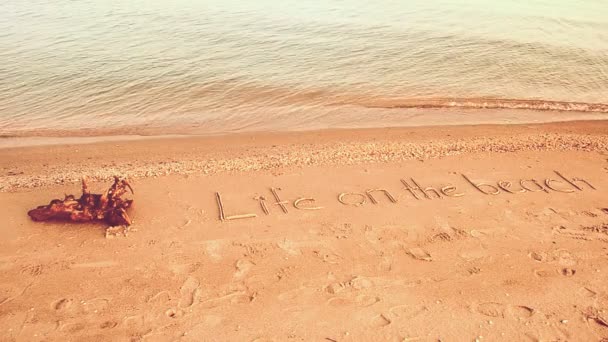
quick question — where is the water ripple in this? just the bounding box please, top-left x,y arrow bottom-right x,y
0,0 -> 607,136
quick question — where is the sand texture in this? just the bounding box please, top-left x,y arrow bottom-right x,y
1,121 -> 608,341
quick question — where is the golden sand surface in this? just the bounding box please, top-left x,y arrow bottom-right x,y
1,121 -> 608,341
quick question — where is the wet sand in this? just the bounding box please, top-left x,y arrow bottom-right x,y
1,121 -> 608,341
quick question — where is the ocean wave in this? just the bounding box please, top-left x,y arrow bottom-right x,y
342,98 -> 608,113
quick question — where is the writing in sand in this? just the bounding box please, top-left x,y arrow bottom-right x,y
215,170 -> 596,221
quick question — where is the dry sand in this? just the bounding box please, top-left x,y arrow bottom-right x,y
1,121 -> 608,341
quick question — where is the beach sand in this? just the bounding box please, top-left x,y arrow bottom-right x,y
1,121 -> 608,341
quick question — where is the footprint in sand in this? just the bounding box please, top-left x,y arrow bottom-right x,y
230,292 -> 257,304
369,314 -> 391,328
53,298 -> 73,311
475,302 -> 535,320
325,276 -> 374,294
430,231 -> 453,243
201,240 -> 223,262
82,298 -> 109,313
234,259 -> 255,279
583,306 -> 608,337
475,302 -> 505,318
100,320 -> 118,329
581,210 -> 598,218
561,268 -> 576,277
59,322 -> 86,333
326,295 -> 379,307
170,262 -> 202,275
325,276 -> 380,307
510,306 -> 535,319
148,291 -> 172,304
529,251 -> 547,262
21,264 -> 43,276
350,276 -> 374,290
389,305 -> 428,319
325,282 -> 346,295
469,229 -> 487,238
407,247 -> 433,262
356,295 -> 380,307
578,287 -> 597,298
178,276 -> 201,308
123,314 -> 145,329
554,250 -> 577,267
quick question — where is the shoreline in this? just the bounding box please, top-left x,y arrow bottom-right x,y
1,120 -> 608,192
3,107 -> 608,146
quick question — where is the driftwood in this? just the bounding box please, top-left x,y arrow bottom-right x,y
28,177 -> 134,226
